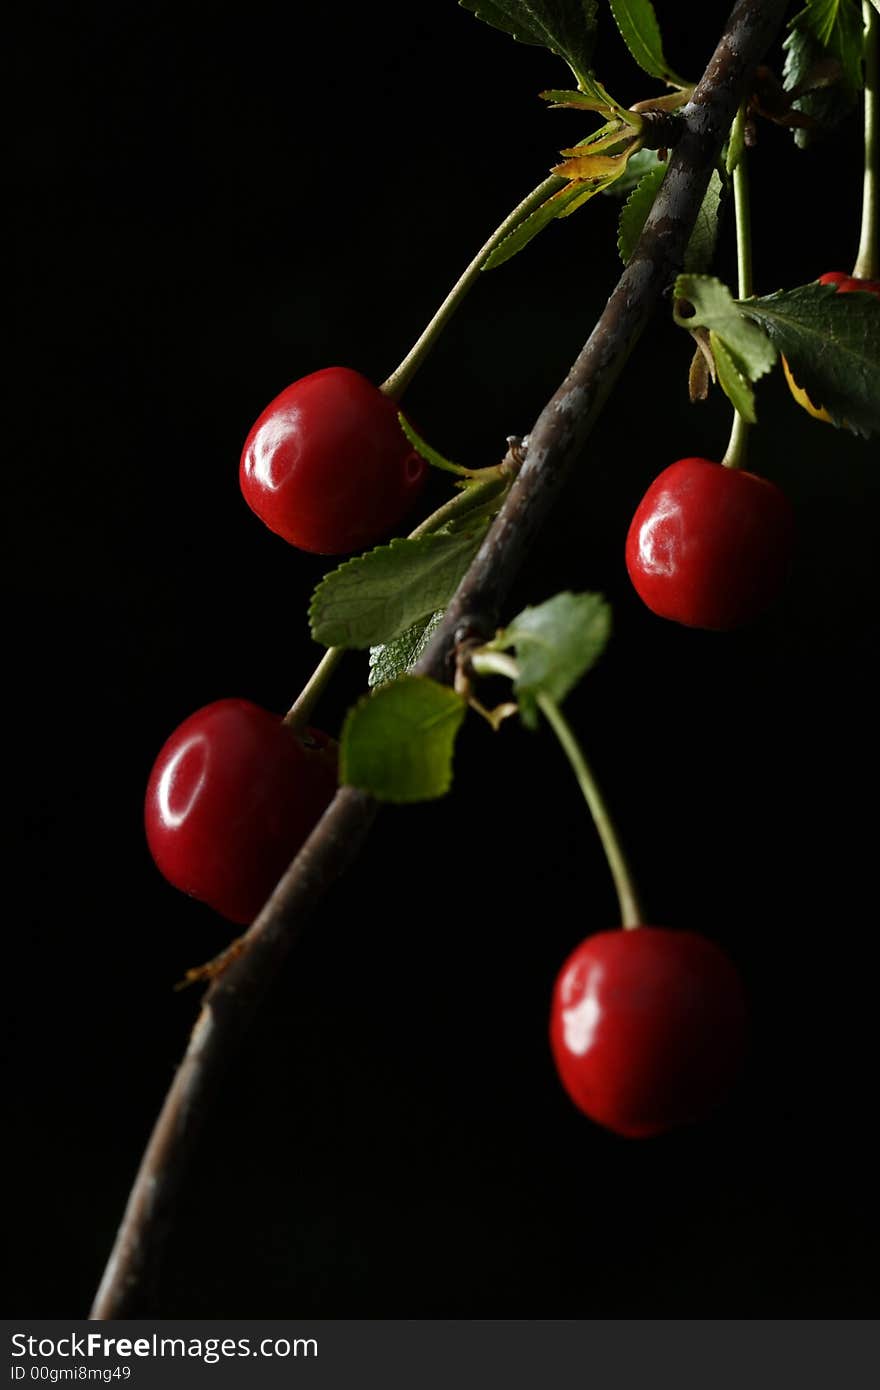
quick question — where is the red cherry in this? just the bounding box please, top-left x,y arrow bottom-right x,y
625,457 -> 794,630
145,699 -> 337,924
550,927 -> 747,1137
239,366 -> 428,554
835,275 -> 880,297
818,270 -> 880,295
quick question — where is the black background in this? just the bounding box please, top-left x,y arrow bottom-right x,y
9,0 -> 879,1316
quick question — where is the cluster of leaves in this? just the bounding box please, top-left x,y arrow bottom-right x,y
312,0 -> 878,801
783,0 -> 867,146
465,0 -> 695,268
479,591 -> 611,728
465,0 -> 874,273
459,0 -> 600,90
310,506 -> 497,652
306,406 -> 615,801
341,593 -> 612,803
616,163 -> 722,267
473,3 -> 869,169
310,419 -> 510,660
459,0 -> 685,87
673,274 -> 880,435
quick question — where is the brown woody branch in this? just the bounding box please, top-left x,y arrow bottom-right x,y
90,0 -> 788,1319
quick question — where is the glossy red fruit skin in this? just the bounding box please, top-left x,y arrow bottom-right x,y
819,270 -> 880,295
836,275 -> 880,296
239,366 -> 428,555
625,457 -> 795,630
550,927 -> 747,1138
145,699 -> 338,924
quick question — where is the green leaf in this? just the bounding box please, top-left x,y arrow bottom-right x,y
607,0 -> 688,85
674,274 -> 777,381
368,611 -> 444,689
541,88 -> 634,123
483,104 -> 638,270
710,331 -> 756,424
482,183 -> 568,269
783,0 -> 864,147
340,676 -> 466,803
398,416 -> 470,477
740,282 -> 880,435
618,167 -> 721,270
800,0 -> 840,48
684,169 -> 723,273
564,72 -> 634,122
487,591 -> 611,728
793,0 -> 863,71
554,117 -> 633,151
458,0 -> 599,86
484,169 -> 622,268
310,506 -> 495,649
617,161 -> 665,262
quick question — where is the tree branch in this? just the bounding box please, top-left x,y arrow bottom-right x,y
90,0 -> 787,1319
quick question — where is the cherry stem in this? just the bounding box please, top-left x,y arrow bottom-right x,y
399,414 -> 494,480
721,408 -> 750,470
854,0 -> 878,281
408,469 -> 507,539
379,173 -> 564,402
732,126 -> 753,301
469,648 -> 644,930
722,105 -> 753,470
283,468 -> 511,731
536,693 -> 644,930
283,646 -> 345,731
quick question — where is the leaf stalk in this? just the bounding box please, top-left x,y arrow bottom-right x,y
722,105 -> 754,469
469,651 -> 644,930
535,693 -> 644,931
854,0 -> 878,280
379,173 -> 563,401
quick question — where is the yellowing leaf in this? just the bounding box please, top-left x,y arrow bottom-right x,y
552,150 -> 631,179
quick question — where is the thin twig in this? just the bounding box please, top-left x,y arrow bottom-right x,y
90,0 -> 788,1319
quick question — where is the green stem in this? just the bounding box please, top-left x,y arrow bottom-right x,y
722,106 -> 753,470
380,173 -> 563,401
536,694 -> 644,930
399,414 -> 491,479
732,136 -> 753,301
472,650 -> 645,928
721,408 -> 750,470
471,650 -> 518,681
284,470 -> 511,730
283,646 -> 345,730
407,470 -> 507,540
854,1 -> 878,280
